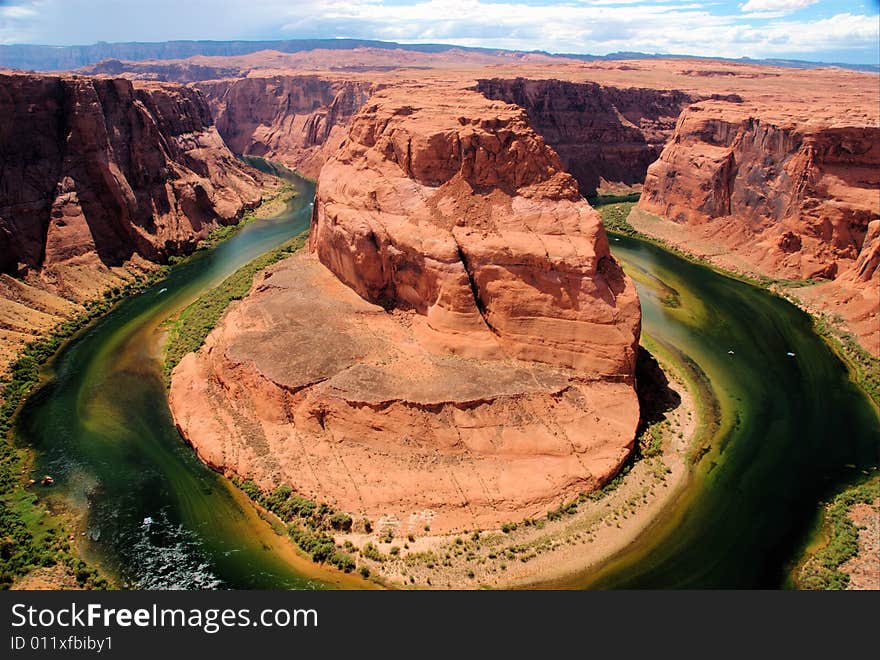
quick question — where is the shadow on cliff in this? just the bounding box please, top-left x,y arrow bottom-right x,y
635,346 -> 682,439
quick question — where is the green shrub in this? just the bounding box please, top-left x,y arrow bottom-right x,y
361,543 -> 384,563
547,500 -> 578,521
329,551 -> 356,573
329,512 -> 353,532
287,524 -> 335,563
799,477 -> 880,590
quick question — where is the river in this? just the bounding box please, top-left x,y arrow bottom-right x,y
13,172 -> 879,589
16,165 -> 360,589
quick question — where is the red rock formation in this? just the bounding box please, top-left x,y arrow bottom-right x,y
196,76 -> 373,180
312,85 -> 640,374
635,99 -> 880,353
0,72 -> 273,372
171,84 -> 641,534
0,73 -> 266,278
639,101 -> 879,280
796,219 -> 880,356
476,77 -> 695,197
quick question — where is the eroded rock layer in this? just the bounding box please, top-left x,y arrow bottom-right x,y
171,85 -> 642,533
635,100 -> 880,353
196,76 -> 373,179
476,77 -> 696,197
311,86 -> 641,375
0,72 -> 270,371
0,73 -> 266,278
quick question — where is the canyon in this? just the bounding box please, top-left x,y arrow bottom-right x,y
169,85 -> 642,534
195,76 -> 374,180
0,72 -> 271,369
70,55 -> 879,351
476,77 -> 697,196
0,46 -> 877,575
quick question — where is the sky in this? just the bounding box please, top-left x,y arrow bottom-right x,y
0,0 -> 877,65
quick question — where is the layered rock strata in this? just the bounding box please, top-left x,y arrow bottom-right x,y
0,72 -> 270,370
0,73 -> 266,278
635,100 -> 880,354
196,76 -> 373,179
476,77 -> 695,197
170,85 -> 642,533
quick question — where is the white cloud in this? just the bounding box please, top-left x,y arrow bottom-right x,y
277,1 -> 879,61
0,1 -> 876,64
740,0 -> 818,12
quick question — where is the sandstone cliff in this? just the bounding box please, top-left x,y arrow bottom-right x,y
634,100 -> 879,353
0,73 -> 266,278
312,86 -> 640,374
476,77 -> 695,197
170,85 -> 642,534
0,72 -> 269,369
195,76 -> 373,180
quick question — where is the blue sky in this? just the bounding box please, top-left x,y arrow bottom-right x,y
1,1 -> 877,64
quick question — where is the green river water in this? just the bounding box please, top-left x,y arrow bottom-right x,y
13,171 -> 879,589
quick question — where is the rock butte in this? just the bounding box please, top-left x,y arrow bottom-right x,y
170,85 -> 641,533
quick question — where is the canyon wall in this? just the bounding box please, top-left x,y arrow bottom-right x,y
0,73 -> 266,278
0,72 -> 270,369
634,100 -> 880,353
196,76 -> 373,180
476,77 -> 695,197
170,84 -> 642,534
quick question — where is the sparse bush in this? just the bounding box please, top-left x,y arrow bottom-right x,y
329,551 -> 356,573
361,543 -> 384,563
329,512 -> 353,532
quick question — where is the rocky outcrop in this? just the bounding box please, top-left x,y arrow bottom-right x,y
476,78 -> 695,197
0,72 -> 271,372
635,100 -> 880,353
312,86 -> 640,374
0,73 -> 266,278
196,76 -> 374,179
170,84 -> 641,533
796,219 -> 880,356
639,101 -> 879,279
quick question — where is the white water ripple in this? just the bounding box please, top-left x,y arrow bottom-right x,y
123,510 -> 223,590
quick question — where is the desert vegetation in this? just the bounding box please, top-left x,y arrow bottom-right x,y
234,478 -> 363,575
164,232 -> 308,385
0,268 -> 167,589
797,476 -> 880,590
